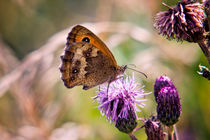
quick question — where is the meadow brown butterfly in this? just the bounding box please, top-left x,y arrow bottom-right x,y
59,25 -> 126,90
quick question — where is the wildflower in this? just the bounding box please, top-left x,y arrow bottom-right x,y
154,76 -> 175,102
198,64 -> 210,80
154,0 -> 206,42
144,117 -> 165,140
156,86 -> 181,126
95,74 -> 150,133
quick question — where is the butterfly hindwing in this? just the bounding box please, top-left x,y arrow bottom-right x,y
60,42 -> 118,90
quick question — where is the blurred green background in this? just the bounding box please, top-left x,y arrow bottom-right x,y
0,0 -> 209,140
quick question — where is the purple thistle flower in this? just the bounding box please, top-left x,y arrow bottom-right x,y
156,86 -> 181,126
154,0 -> 206,42
95,74 -> 150,133
154,76 -> 175,102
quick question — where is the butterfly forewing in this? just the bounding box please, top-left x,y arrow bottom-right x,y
67,25 -> 117,65
60,25 -> 125,90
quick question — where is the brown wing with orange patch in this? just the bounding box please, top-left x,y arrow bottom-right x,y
66,25 -> 118,67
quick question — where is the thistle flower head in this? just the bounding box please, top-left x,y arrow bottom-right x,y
95,74 -> 150,133
154,76 -> 175,102
154,0 -> 206,42
157,86 -> 181,126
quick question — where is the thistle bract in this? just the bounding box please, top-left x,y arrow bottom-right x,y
115,108 -> 137,133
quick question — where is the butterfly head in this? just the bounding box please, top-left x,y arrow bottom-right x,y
118,65 -> 127,75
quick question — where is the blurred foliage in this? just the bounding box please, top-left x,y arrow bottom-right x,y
0,0 -> 210,140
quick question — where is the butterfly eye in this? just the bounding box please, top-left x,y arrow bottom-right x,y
82,37 -> 90,43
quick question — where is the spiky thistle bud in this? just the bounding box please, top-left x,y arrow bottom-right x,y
156,86 -> 181,126
154,76 -> 175,102
154,0 -> 206,42
144,117 -> 165,140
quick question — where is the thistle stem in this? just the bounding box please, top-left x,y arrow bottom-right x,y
168,126 -> 174,140
173,125 -> 179,140
133,125 -> 144,132
162,2 -> 173,10
207,17 -> 210,36
128,133 -> 138,140
207,16 -> 210,50
198,41 -> 210,64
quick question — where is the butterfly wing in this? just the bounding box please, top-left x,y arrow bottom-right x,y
67,25 -> 118,66
60,42 -> 119,90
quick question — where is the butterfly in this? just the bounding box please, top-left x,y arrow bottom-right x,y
59,25 -> 127,90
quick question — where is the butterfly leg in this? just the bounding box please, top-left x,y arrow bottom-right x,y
99,85 -> 101,91
119,75 -> 124,81
106,83 -> 110,94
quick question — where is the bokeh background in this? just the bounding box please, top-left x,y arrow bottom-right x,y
0,0 -> 209,140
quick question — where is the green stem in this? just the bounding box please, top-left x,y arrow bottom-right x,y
173,125 -> 179,140
198,41 -> 210,65
133,125 -> 144,133
168,126 -> 174,140
128,133 -> 138,140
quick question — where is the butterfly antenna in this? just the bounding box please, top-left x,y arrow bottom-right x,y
127,67 -> 147,78
127,64 -> 137,68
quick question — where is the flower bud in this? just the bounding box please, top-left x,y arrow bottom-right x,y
157,87 -> 181,126
144,118 -> 165,140
154,76 -> 175,102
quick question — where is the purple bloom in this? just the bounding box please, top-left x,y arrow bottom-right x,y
154,76 -> 175,102
157,86 -> 181,126
95,74 -> 150,133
